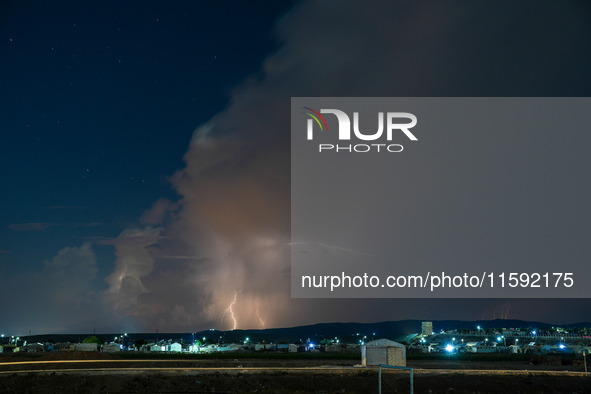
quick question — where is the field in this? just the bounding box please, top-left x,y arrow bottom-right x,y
1,352 -> 590,393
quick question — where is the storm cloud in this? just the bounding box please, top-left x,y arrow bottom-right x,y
88,0 -> 591,332
4,1 -> 588,334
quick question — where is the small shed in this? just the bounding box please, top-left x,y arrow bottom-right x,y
167,343 -> 182,352
361,339 -> 406,367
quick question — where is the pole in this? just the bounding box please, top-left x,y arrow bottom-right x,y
378,364 -> 413,394
584,351 -> 587,374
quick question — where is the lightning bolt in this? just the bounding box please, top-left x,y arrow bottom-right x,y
491,302 -> 511,320
481,306 -> 491,320
288,242 -> 376,257
221,290 -> 241,330
255,301 -> 265,328
502,302 -> 511,319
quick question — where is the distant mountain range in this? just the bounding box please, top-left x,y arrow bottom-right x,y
9,319 -> 591,346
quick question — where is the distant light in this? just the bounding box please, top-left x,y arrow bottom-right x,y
497,337 -> 501,341
445,345 -> 454,352
477,326 -> 480,330
532,331 -> 536,335
246,337 -> 249,341
309,343 -> 314,348
559,344 -> 566,349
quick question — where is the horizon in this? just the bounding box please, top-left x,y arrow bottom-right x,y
7,318 -> 591,339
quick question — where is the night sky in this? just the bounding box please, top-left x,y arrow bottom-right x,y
1,0 -> 591,335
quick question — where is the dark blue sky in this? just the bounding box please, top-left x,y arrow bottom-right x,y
0,1 -> 292,278
1,1 -> 591,335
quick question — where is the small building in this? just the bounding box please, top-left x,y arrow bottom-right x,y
421,322 -> 433,336
509,345 -> 524,354
200,344 -> 217,353
75,343 -> 98,352
419,345 -> 432,353
166,343 -> 182,352
103,343 -> 121,352
255,343 -> 274,351
140,343 -> 157,352
26,343 -> 44,353
472,345 -> 496,353
53,343 -> 76,352
362,339 -> 406,367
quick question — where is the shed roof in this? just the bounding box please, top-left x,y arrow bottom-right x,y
365,339 -> 405,348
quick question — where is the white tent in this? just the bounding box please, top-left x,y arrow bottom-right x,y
361,339 -> 406,366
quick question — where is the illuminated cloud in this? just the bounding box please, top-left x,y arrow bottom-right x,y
98,0 -> 591,331
104,227 -> 163,310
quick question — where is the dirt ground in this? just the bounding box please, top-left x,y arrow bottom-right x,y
1,352 -> 590,393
